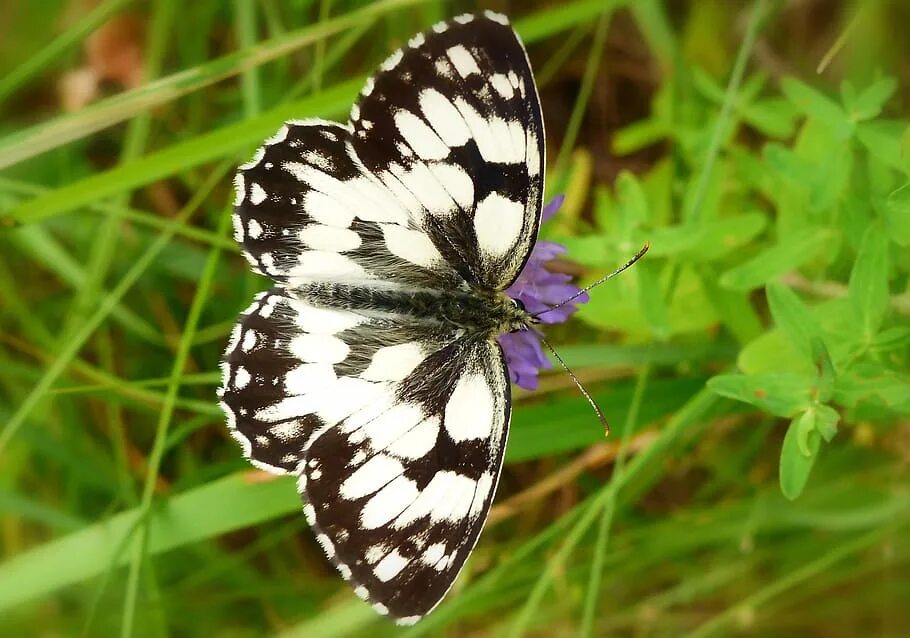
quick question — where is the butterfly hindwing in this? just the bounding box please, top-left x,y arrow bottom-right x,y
220,288 -> 461,475
300,337 -> 510,622
349,12 -> 545,290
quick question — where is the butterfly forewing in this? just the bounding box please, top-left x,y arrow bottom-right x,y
350,12 -> 545,290
221,11 -> 544,624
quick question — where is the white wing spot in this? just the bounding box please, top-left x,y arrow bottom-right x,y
393,471 -> 477,527
289,333 -> 349,364
247,218 -> 263,239
380,224 -> 444,270
387,416 -> 439,460
447,45 -> 480,78
394,110 -> 450,160
366,544 -> 389,564
421,542 -> 446,567
428,163 -> 473,210
285,363 -> 335,396
238,147 -> 265,170
360,342 -> 426,382
298,224 -> 362,252
380,49 -> 403,71
265,125 -> 289,145
233,366 -> 251,390
419,88 -> 470,148
232,214 -> 244,242
340,454 -> 404,500
444,373 -> 495,442
289,251 -> 366,281
374,549 -> 409,582
473,192 -> 524,258
484,10 -> 509,25
249,183 -> 267,205
490,73 -> 514,98
316,533 -> 335,559
361,475 -> 419,529
471,472 -> 495,517
232,174 -> 245,206
241,330 -> 257,352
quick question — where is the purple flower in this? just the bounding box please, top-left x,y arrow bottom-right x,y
498,195 -> 589,390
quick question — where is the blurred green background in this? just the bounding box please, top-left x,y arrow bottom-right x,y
1,0 -> 909,636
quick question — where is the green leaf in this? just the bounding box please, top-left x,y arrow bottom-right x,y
646,213 -> 766,261
843,76 -> 897,122
719,229 -> 833,291
615,170 -> 649,234
780,77 -> 853,138
884,182 -> 910,245
779,410 -> 821,500
856,120 -> 907,173
847,224 -> 890,341
612,118 -> 668,155
766,282 -> 822,363
834,363 -> 910,411
812,337 -> 836,403
814,404 -> 840,443
765,143 -> 813,185
871,326 -> 910,352
741,97 -> 797,138
637,262 -> 671,340
707,373 -> 815,418
698,267 -> 764,345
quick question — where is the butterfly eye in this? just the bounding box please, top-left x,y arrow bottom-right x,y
512,298 -> 526,311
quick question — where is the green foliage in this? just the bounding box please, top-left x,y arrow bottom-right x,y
2,1 -> 909,637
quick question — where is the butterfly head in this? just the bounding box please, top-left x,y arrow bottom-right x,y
508,297 -> 540,330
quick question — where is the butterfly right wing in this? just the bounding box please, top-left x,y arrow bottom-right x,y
232,119 -> 465,290
218,288 -> 512,623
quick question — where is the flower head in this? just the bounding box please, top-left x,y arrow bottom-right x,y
498,195 -> 589,390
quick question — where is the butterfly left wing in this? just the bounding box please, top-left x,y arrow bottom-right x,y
300,336 -> 510,624
349,12 -> 545,291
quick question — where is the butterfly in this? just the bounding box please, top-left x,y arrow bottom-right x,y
219,11 -> 549,624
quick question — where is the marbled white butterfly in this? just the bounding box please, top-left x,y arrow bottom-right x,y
220,11 -> 550,624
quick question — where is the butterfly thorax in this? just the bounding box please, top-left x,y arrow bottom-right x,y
295,282 -> 533,336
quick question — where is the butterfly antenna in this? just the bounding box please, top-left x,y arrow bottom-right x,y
532,241 -> 650,320
538,335 -> 610,437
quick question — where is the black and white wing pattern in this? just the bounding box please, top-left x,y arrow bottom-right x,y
220,10 -> 545,624
349,12 -> 544,290
232,119 -> 466,290
220,289 -> 510,622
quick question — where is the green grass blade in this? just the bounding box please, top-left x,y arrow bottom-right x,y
0,0 -> 420,170
0,0 -> 136,104
0,164 -> 228,457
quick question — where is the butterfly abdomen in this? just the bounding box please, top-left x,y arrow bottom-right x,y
294,281 -> 529,335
